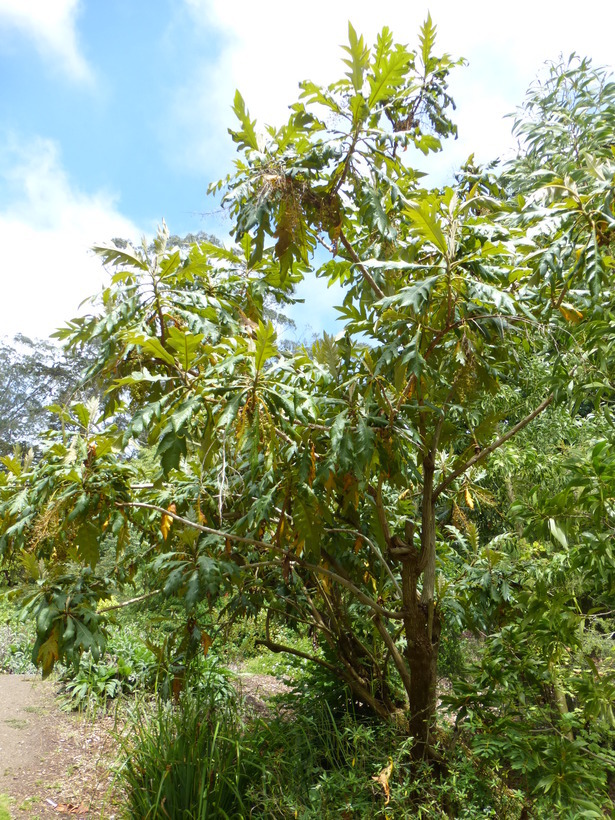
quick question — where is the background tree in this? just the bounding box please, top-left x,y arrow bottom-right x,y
0,335 -> 95,457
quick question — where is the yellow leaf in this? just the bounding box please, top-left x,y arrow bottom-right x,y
465,487 -> 474,510
320,561 -> 330,594
558,303 -> 584,324
201,631 -> 213,657
20,550 -> 40,581
372,757 -> 393,805
160,503 -> 176,540
354,537 -> 362,554
308,441 -> 316,487
324,470 -> 336,493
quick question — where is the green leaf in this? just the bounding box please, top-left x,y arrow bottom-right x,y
218,389 -> 247,430
368,36 -> 411,107
312,332 -> 339,380
466,281 -> 515,314
405,200 -> 447,254
134,336 -> 176,367
254,321 -> 278,373
92,244 -> 148,271
419,13 -> 437,67
165,327 -> 205,371
74,619 -> 96,655
342,23 -> 370,93
0,454 -> 23,476
294,491 -> 322,561
157,429 -> 187,475
76,521 -> 100,568
349,93 -> 369,125
73,403 -> 91,429
378,274 -> 440,314
230,90 -> 260,151
362,186 -> 395,240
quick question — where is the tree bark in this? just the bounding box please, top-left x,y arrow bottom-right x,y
400,450 -> 441,756
406,603 -> 441,756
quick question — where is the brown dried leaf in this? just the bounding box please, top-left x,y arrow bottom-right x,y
372,757 -> 393,805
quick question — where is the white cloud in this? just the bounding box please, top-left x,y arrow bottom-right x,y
0,136 -> 143,339
0,0 -> 92,82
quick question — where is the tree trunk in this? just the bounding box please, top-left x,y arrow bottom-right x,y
406,603 -> 440,755
401,450 -> 441,756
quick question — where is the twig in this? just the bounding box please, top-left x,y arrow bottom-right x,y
116,501 -> 273,549
117,502 -> 403,620
99,590 -> 161,613
339,230 -> 385,299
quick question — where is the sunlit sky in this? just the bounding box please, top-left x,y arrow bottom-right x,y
1,0 -> 615,340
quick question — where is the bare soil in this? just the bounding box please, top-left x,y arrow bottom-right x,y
0,674 -> 120,818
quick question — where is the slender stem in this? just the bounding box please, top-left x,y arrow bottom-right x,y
332,127 -> 360,195
367,483 -> 392,547
117,501 -> 272,549
98,590 -> 161,613
326,527 -> 402,597
117,501 -> 402,620
373,615 -> 412,702
339,230 -> 385,299
300,560 -> 403,621
255,638 -> 339,675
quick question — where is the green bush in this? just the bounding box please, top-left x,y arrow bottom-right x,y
0,591 -> 37,674
59,626 -> 159,711
246,690 -> 526,818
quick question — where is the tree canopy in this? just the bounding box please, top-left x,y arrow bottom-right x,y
1,19 -> 614,812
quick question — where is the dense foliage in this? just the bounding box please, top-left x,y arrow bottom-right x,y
1,20 -> 615,817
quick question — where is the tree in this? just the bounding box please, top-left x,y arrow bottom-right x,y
1,22 -> 614,765
0,335 -> 95,457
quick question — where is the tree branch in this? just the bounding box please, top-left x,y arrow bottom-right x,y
98,590 -> 161,613
118,501 -> 402,620
373,615 -> 412,703
254,638 -> 340,675
117,501 -> 273,550
434,393 -> 554,500
339,230 -> 385,299
326,527 -> 402,597
299,559 -> 403,621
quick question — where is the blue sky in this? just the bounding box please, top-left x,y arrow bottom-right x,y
1,0 -> 615,340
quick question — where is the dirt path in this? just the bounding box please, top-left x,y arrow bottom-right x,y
0,670 -> 289,818
0,675 -> 117,819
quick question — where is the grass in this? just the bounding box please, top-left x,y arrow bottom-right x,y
0,794 -> 11,820
118,684 -> 262,819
